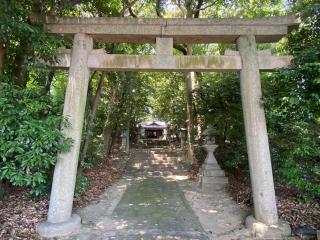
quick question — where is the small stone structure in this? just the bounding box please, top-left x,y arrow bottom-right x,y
179,128 -> 187,147
198,126 -> 228,192
121,129 -> 129,153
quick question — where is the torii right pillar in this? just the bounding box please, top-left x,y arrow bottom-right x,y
237,35 -> 291,238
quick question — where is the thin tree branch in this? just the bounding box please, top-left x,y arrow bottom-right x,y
194,0 -> 204,18
173,44 -> 187,55
155,0 -> 163,17
198,1 -> 218,11
129,6 -> 137,17
119,0 -> 139,17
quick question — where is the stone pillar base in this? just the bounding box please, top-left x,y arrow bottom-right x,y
245,215 -> 291,239
36,214 -> 81,238
199,163 -> 228,193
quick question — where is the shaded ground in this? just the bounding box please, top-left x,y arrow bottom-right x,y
113,177 -> 204,233
227,173 -> 320,234
0,145 -> 127,240
66,148 -> 251,240
1,145 -> 318,239
67,148 -> 208,239
112,177 -> 207,239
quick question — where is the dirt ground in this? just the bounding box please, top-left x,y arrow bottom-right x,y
0,146 -> 128,240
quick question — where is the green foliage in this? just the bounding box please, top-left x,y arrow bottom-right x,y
215,143 -> 247,172
149,72 -> 187,131
193,146 -> 206,165
75,174 -> 90,196
196,72 -> 247,169
261,0 -> 320,199
0,0 -> 63,86
0,83 -> 70,197
0,0 -> 318,202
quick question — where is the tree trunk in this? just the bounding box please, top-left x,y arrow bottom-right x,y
109,134 -> 117,155
183,0 -> 204,162
12,39 -> 28,87
0,181 -> 9,200
80,72 -> 106,165
185,45 -> 196,162
0,45 -> 6,196
196,115 -> 203,140
103,128 -> 112,161
102,82 -> 118,161
0,44 -> 5,90
44,70 -> 55,94
0,44 -> 5,74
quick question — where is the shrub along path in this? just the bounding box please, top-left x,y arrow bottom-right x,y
0,145 -> 127,240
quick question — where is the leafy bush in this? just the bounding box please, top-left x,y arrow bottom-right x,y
0,83 -> 70,197
262,3 -> 320,199
75,174 -> 90,196
215,143 -> 248,173
193,146 -> 206,165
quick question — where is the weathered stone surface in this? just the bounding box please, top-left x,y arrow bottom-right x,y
37,33 -> 93,238
36,214 -> 81,238
199,143 -> 228,193
57,148 -> 252,240
237,35 -> 278,225
61,148 -> 208,239
52,50 -> 292,72
203,163 -> 221,170
202,169 -> 225,177
112,177 -> 207,238
156,37 -> 173,55
245,215 -> 291,239
32,15 -> 300,44
201,182 -> 227,192
202,177 -> 228,184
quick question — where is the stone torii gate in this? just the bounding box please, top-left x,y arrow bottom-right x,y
34,15 -> 299,238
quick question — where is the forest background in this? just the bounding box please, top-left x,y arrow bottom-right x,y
0,0 -> 319,208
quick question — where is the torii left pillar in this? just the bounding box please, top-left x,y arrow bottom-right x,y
37,33 -> 93,238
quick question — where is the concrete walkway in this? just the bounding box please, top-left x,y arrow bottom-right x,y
64,148 -> 250,240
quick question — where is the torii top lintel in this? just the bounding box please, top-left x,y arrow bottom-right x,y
36,15 -> 300,44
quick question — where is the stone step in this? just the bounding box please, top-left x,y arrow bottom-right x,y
134,155 -> 149,158
201,176 -> 228,184
147,171 -> 174,176
152,156 -> 178,161
201,182 -> 227,192
151,152 -> 178,156
202,169 -> 225,177
151,153 -> 178,156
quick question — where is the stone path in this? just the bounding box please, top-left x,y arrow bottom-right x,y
64,148 -> 250,240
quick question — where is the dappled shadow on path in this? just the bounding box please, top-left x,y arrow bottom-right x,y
64,147 -> 249,240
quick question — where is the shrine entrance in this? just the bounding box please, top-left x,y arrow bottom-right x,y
33,15 -> 299,238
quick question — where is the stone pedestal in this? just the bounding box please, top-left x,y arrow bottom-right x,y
245,215 -> 291,239
121,129 -> 129,153
36,214 -> 81,238
199,143 -> 228,193
180,128 -> 187,147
